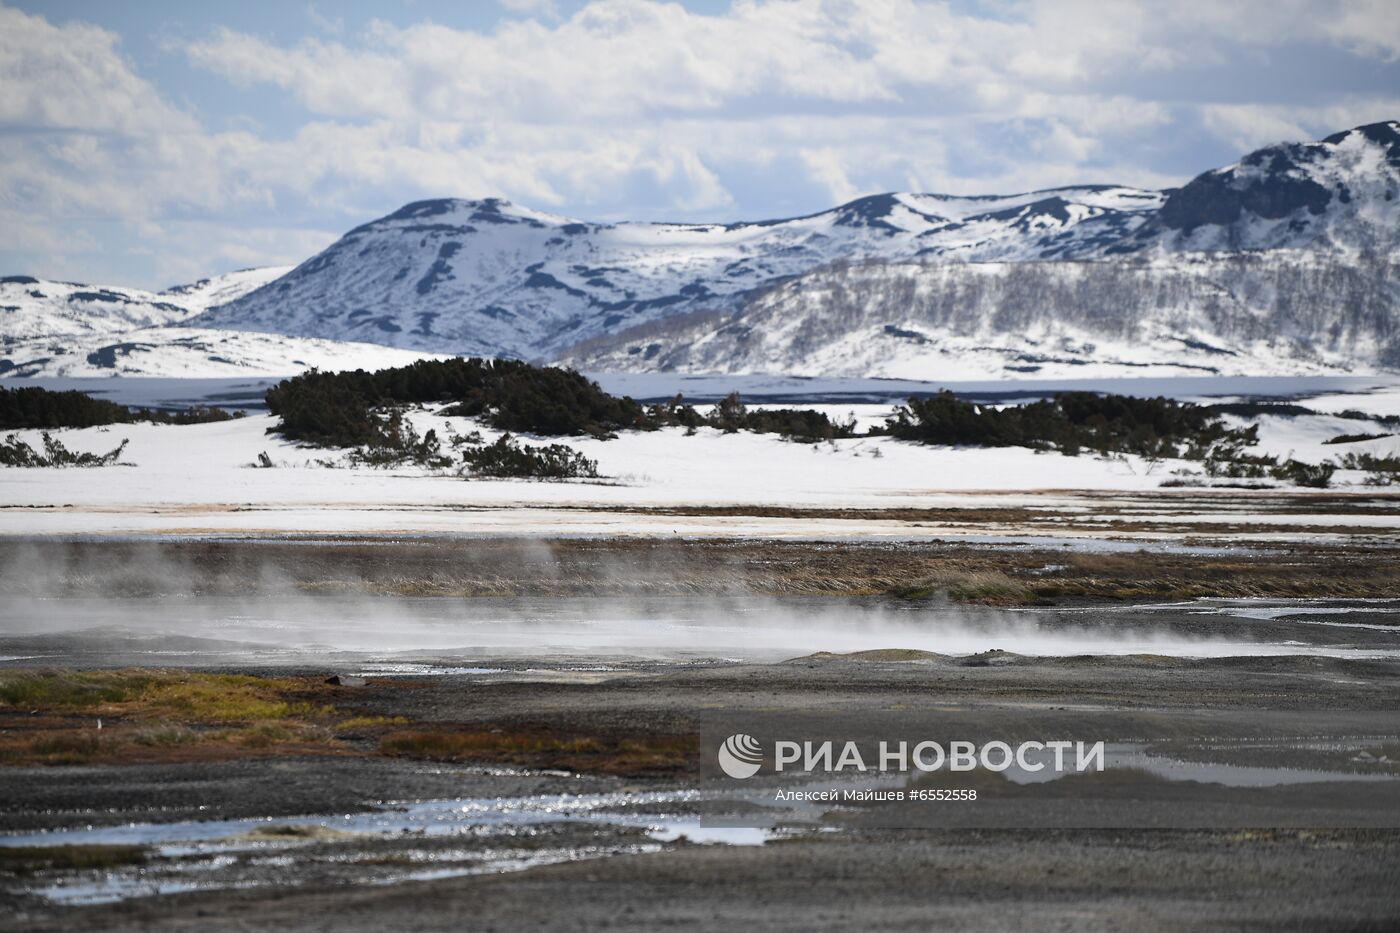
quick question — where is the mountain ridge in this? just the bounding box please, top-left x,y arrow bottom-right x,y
188,184 -> 1166,360
3,120 -> 1398,380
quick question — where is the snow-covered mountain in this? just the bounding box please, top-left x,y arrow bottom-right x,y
564,252 -> 1400,379
187,122 -> 1399,369
0,266 -> 437,378
4,120 -> 1398,379
1,267 -> 289,342
563,121 -> 1400,377
189,187 -> 1164,358
1114,121 -> 1400,254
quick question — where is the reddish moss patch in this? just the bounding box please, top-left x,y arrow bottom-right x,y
380,725 -> 697,776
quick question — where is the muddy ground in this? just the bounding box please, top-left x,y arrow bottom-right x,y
3,649 -> 1399,930
2,538 -> 1400,930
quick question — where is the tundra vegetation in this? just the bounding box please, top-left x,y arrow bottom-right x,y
0,432 -> 129,467
0,667 -> 691,774
880,390 -> 1257,458
0,360 -> 1372,485
263,358 -> 1337,480
262,358 -> 856,475
1335,451 -> 1400,485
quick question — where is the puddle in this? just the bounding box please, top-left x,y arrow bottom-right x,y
0,788 -> 780,906
1202,606 -> 1400,629
5,739 -> 1395,906
996,743 -> 1400,787
354,663 -> 508,677
0,789 -> 716,850
646,823 -> 772,846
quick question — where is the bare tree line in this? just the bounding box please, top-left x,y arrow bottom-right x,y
568,253 -> 1400,372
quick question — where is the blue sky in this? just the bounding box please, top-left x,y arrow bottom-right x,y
2,0 -> 1398,288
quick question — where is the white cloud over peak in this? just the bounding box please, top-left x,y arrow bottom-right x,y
0,0 -> 1397,288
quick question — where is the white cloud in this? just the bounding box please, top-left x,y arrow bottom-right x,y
1,0 -> 1397,287
1327,0 -> 1400,60
0,6 -> 192,134
799,148 -> 861,204
1201,106 -> 1315,155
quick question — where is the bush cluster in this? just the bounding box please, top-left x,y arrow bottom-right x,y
344,413 -> 454,469
883,390 -> 1257,459
265,360 -> 852,454
460,434 -> 599,479
266,358 -> 649,447
0,386 -> 236,430
698,392 -> 856,441
1322,431 -> 1393,445
1334,451 -> 1400,485
1269,459 -> 1336,488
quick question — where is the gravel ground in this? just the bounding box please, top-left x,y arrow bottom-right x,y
3,562 -> 1400,929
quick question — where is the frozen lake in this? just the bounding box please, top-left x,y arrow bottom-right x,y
13,372 -> 1400,411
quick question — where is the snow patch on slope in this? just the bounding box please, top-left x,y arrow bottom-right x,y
0,267 -> 289,342
0,327 -> 444,378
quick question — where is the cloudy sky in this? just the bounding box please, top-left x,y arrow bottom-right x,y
2,0 -> 1398,289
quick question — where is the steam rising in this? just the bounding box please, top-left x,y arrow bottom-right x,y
1,541 -> 1396,663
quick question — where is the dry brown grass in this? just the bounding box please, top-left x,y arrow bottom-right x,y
0,668 -> 695,775
6,526 -> 1400,603
0,669 -> 344,765
380,726 -> 697,776
0,844 -> 148,875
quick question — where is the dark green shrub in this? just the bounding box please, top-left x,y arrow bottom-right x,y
0,433 -> 128,467
1334,451 -> 1400,485
1270,459 -> 1336,488
645,394 -> 705,429
710,392 -> 747,433
460,434 -> 599,479
0,386 -> 236,429
1322,432 -> 1392,445
1335,451 -> 1400,473
886,390 -> 1257,459
266,358 -> 648,447
344,413 -> 452,468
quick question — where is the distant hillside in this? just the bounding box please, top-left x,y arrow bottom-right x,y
6,120 -> 1398,379
188,187 -> 1165,359
564,252 -> 1400,379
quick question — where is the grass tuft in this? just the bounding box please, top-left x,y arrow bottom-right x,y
335,715 -> 410,732
0,844 -> 148,875
889,570 -> 1037,605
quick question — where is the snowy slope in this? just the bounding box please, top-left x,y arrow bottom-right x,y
0,268 -> 435,379
0,327 -> 444,378
159,266 -> 296,312
566,251 -> 1400,379
189,122 -> 1398,369
0,267 -> 289,342
189,188 -> 1163,358
0,267 -> 404,378
2,401 -> 1397,539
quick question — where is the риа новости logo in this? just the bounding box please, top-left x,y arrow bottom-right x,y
717,733 -> 764,779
